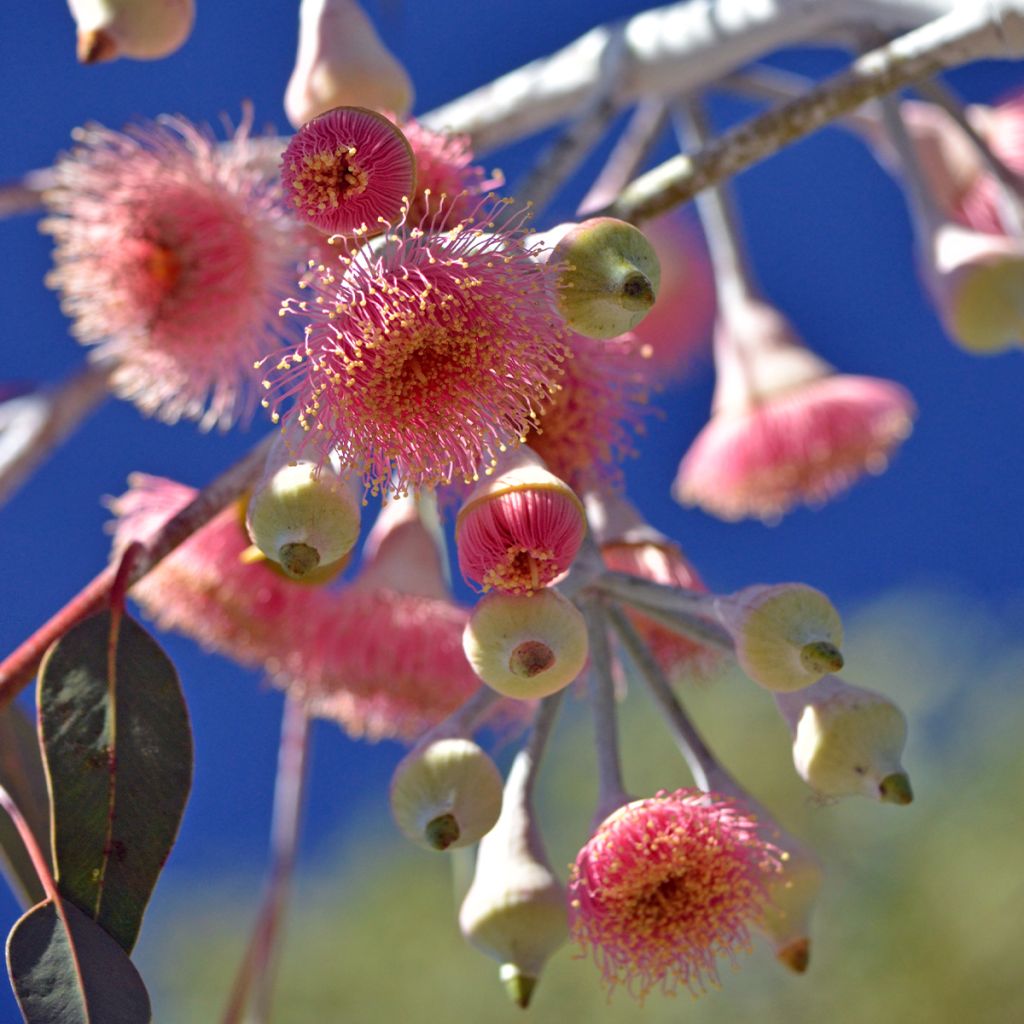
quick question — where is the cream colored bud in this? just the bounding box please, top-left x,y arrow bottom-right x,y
459,751 -> 567,1007
715,583 -> 844,692
285,0 -> 413,127
389,738 -> 503,851
463,590 -> 587,699
534,217 -> 660,340
246,440 -> 361,580
775,675 -> 912,802
67,0 -> 193,63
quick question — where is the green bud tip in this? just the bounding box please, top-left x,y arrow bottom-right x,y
777,937 -> 811,974
499,965 -> 537,1009
509,640 -> 556,679
424,813 -> 461,850
878,772 -> 913,806
278,542 -> 321,579
618,270 -> 656,312
799,640 -> 844,675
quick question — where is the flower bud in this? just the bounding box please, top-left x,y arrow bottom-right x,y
284,0 -> 414,127
775,675 -> 912,803
246,438 -> 361,580
389,738 -> 503,851
715,583 -> 844,692
459,750 -> 567,1007
534,218 -> 661,339
456,447 -> 586,595
67,0 -> 193,63
463,589 -> 588,700
925,222 -> 1024,354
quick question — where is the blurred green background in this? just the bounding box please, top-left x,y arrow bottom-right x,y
144,589 -> 1024,1023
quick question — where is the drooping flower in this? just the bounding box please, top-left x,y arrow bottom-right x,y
107,473 -> 324,668
568,789 -> 781,1000
273,496 -> 484,742
398,117 -> 502,228
528,331 -> 650,489
264,196 -> 568,497
41,113 -> 301,431
284,0 -> 414,128
586,488 -> 720,682
674,295 -> 916,522
280,106 -> 415,236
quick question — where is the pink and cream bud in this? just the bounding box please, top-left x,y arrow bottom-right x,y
246,436 -> 361,580
389,738 -> 503,851
456,447 -> 586,595
459,749 -> 567,1007
463,589 -> 588,700
355,495 -> 447,600
67,0 -> 193,63
775,675 -> 912,803
715,583 -> 844,692
532,217 -> 660,339
923,221 -> 1024,354
285,0 -> 413,127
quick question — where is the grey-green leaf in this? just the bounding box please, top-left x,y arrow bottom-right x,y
7,898 -> 151,1023
37,611 -> 193,953
0,702 -> 50,907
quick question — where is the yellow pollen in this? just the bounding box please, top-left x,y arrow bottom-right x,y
290,145 -> 369,212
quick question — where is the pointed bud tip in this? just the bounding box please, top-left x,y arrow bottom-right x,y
278,541 -> 321,579
799,640 -> 844,675
499,965 -> 538,1008
425,813 -> 461,850
777,937 -> 811,974
509,640 -> 556,679
879,772 -> 913,805
77,28 -> 119,63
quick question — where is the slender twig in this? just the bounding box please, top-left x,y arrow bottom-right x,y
0,363 -> 110,507
603,2 -> 1024,223
605,604 -> 716,790
577,594 -> 630,822
878,91 -> 947,227
520,689 -> 565,801
0,432 -> 276,706
578,97 -> 668,216
515,25 -> 629,212
414,685 -> 501,748
221,694 -> 312,1024
591,571 -> 734,651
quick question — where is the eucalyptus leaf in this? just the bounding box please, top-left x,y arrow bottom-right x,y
6,898 -> 151,1023
37,611 -> 193,953
0,702 -> 49,907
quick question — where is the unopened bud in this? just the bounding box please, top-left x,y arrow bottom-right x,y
533,218 -> 660,340
463,589 -> 588,700
775,675 -> 911,802
68,0 -> 194,63
926,222 -> 1024,355
715,583 -> 844,692
389,738 -> 503,851
246,438 -> 361,580
284,0 -> 414,127
459,751 -> 567,1006
456,447 -> 585,595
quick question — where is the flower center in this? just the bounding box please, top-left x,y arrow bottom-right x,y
289,146 -> 369,216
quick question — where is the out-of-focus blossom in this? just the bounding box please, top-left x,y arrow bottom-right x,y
42,114 -> 302,431
68,0 -> 193,64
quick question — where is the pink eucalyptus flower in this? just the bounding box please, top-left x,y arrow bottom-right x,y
528,331 -> 650,489
569,789 -> 781,1000
41,113 -> 302,431
398,117 -> 502,228
674,296 -> 915,522
264,196 -> 568,497
280,106 -> 415,236
107,473 -> 323,669
275,497 -> 484,741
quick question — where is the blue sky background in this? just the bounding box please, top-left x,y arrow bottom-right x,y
1,1 -> 1022,1018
